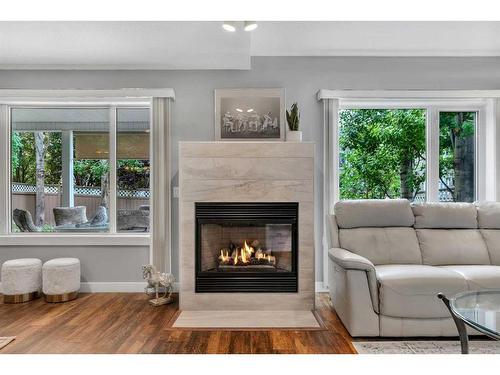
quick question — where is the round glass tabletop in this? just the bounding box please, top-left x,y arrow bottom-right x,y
450,290 -> 500,340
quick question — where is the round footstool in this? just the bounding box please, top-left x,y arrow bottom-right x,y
42,258 -> 80,303
1,258 -> 42,303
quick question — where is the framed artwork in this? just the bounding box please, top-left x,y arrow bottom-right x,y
214,88 -> 285,141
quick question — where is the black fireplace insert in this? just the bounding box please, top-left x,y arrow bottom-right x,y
195,202 -> 298,293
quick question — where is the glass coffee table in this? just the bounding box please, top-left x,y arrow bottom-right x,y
438,291 -> 500,354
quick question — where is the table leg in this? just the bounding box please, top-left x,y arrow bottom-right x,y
438,293 -> 469,354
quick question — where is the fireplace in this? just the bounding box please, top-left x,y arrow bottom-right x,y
195,202 -> 298,293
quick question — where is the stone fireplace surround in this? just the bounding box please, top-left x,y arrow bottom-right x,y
179,142 -> 314,311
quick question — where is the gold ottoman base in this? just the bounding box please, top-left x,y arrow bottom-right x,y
44,291 -> 79,303
3,291 -> 40,304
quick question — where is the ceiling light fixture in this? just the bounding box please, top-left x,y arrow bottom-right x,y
222,21 -> 236,32
247,108 -> 254,113
244,21 -> 258,32
235,108 -> 243,113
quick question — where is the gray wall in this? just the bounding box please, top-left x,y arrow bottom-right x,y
2,56 -> 500,283
0,246 -> 149,282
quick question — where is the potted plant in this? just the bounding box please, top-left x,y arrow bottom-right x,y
286,102 -> 302,142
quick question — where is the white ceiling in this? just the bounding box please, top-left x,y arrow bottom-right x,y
0,21 -> 499,70
251,22 -> 500,57
0,22 -> 251,69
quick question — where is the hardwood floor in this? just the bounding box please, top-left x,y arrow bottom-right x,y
0,292 -> 355,354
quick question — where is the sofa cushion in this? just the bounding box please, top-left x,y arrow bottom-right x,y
376,265 -> 468,318
475,201 -> 500,229
416,229 -> 490,265
412,202 -> 477,229
441,265 -> 500,290
480,230 -> 500,265
339,227 -> 422,265
334,199 -> 414,229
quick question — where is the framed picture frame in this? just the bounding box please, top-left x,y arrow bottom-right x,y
214,88 -> 285,141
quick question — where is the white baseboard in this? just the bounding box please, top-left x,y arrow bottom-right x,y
2,281 -> 324,293
80,282 -> 145,293
315,282 -> 329,293
80,281 -> 180,293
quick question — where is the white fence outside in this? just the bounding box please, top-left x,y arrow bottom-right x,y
12,182 -> 150,198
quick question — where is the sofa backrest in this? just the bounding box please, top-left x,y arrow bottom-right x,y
329,199 -> 500,266
411,202 -> 490,265
476,201 -> 500,265
334,199 -> 422,265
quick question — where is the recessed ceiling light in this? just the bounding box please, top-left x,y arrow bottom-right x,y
247,108 -> 254,113
235,108 -> 243,112
222,21 -> 236,32
244,21 -> 258,32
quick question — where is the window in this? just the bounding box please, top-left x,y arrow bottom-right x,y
116,108 -> 150,232
10,106 -> 150,234
334,100 -> 486,204
339,109 -> 426,202
439,112 -> 476,202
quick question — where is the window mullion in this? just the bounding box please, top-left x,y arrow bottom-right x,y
109,106 -> 117,234
426,106 -> 440,202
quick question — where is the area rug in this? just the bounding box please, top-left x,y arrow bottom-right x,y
353,340 -> 500,354
0,337 -> 16,351
172,310 -> 321,329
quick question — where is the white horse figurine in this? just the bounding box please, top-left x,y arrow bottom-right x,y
142,264 -> 175,306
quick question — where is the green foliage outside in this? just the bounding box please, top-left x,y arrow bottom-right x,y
439,112 -> 475,202
11,131 -> 149,190
339,109 -> 426,200
339,109 -> 475,202
12,132 -> 62,185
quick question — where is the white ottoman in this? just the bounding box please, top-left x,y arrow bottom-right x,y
1,258 -> 42,303
42,258 -> 80,303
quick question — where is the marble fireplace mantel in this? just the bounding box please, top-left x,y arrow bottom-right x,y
179,141 -> 315,311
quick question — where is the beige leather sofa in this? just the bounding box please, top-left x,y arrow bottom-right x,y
328,199 -> 500,337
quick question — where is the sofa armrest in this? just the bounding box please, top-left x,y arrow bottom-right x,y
328,247 -> 374,272
328,247 -> 379,313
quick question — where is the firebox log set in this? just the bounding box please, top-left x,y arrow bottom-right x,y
217,239 -> 277,271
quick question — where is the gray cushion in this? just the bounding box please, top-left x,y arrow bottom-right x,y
480,229 -> 500,265
339,227 -> 422,265
416,229 -> 490,265
334,199 -> 414,228
441,265 -> 500,290
376,265 -> 468,318
412,202 -> 477,229
475,201 -> 500,229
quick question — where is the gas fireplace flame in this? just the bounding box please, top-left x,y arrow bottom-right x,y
241,240 -> 254,263
219,249 -> 230,263
218,240 -> 276,268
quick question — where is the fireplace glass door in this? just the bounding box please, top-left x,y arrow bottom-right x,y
195,202 -> 298,293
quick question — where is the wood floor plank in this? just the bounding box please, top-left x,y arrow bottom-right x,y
0,292 -> 355,354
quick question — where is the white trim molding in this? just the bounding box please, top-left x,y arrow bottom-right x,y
0,281 -> 320,294
0,88 -> 175,101
322,98 -> 338,290
0,234 -> 150,246
80,281 -> 180,293
315,282 -> 329,293
318,89 -> 500,100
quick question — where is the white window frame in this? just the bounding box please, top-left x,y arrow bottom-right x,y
0,89 -> 174,257
318,89 -> 500,290
338,98 -> 488,203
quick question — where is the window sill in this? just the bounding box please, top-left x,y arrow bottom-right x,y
0,234 -> 150,247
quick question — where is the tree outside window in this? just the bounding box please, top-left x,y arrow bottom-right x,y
339,109 -> 426,201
